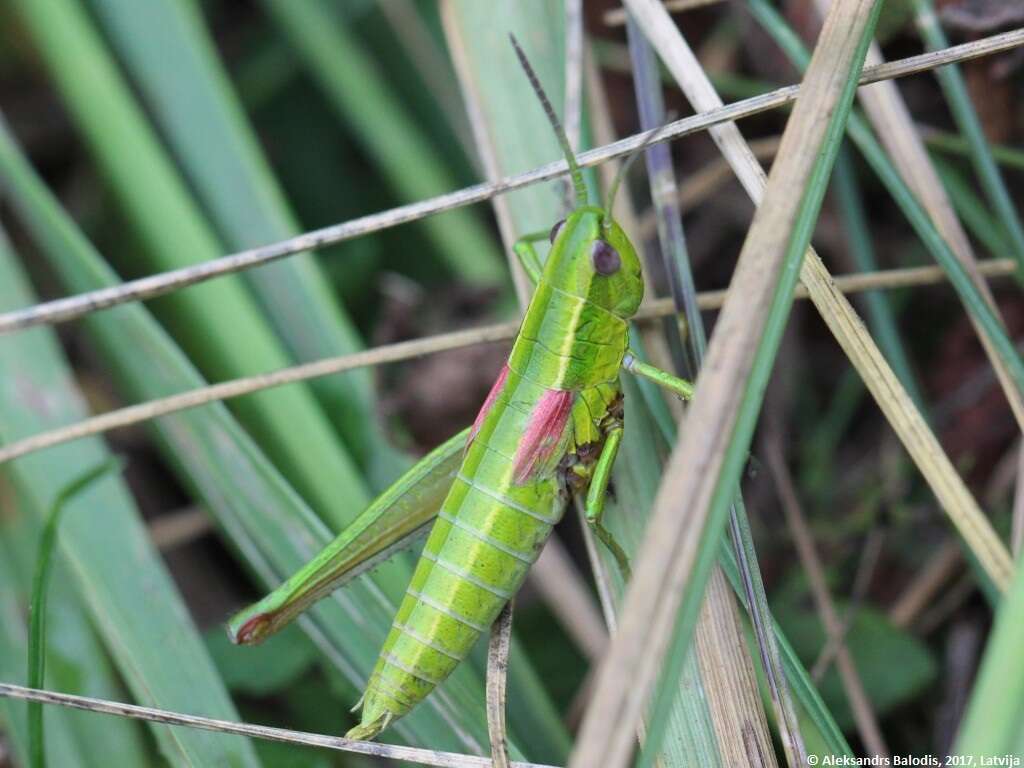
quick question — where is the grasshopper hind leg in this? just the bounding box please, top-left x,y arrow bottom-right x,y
584,425 -> 632,582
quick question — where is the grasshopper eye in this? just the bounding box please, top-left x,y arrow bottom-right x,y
591,240 -> 621,275
549,218 -> 565,244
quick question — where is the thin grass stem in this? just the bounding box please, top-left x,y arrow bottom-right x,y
0,28 -> 1019,335
28,459 -> 123,768
0,261 -> 1015,468
0,683 -> 555,768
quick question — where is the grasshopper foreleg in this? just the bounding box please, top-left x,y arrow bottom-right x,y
512,231 -> 549,285
622,351 -> 694,402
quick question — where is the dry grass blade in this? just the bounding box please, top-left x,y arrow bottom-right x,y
570,1 -> 882,765
0,260 -> 1017,467
487,603 -> 514,768
0,684 -> 555,768
692,569 -> 778,768
0,28 -> 1019,335
627,0 -> 1014,590
604,0 -> 724,27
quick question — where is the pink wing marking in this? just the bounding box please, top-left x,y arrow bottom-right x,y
231,613 -> 271,645
513,388 -> 574,484
468,364 -> 510,448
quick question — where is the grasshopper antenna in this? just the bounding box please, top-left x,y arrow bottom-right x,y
509,34 -> 589,208
603,116 -> 677,227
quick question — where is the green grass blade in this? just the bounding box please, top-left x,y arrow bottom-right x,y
83,0 -> 407,488
10,0 -> 369,530
0,478 -> 149,768
0,548 -> 98,768
0,127 -> 567,762
260,0 -> 507,287
912,0 -> 1024,274
955,551 -> 1024,756
0,236 -> 259,766
28,459 -> 123,768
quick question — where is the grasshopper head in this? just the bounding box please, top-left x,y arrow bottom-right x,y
508,35 -> 643,319
546,206 -> 644,319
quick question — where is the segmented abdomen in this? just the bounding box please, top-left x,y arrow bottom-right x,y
356,373 -> 567,729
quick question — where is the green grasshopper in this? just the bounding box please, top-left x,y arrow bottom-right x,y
228,37 -> 694,742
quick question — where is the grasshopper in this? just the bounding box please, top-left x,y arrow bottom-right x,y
227,37 -> 694,742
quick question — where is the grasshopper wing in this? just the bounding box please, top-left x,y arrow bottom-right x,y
228,428 -> 468,645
